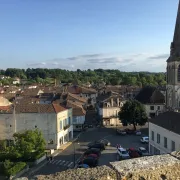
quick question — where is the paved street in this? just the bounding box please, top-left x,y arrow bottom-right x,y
26,126 -> 148,178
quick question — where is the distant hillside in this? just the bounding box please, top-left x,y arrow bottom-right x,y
0,68 -> 166,87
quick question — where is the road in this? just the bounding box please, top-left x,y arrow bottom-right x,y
26,126 -> 148,178
28,127 -> 114,178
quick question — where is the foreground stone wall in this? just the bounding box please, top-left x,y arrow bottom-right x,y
28,151 -> 180,180
35,166 -> 118,180
110,154 -> 180,180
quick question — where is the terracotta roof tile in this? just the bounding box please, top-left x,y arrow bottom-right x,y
14,104 -> 67,114
0,105 -> 13,113
52,103 -> 67,113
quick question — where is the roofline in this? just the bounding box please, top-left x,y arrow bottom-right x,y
149,121 -> 180,136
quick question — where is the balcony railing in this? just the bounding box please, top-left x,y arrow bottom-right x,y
63,124 -> 70,131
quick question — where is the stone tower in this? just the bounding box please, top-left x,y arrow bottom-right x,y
166,0 -> 180,109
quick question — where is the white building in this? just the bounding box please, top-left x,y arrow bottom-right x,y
61,100 -> 86,131
0,103 -> 73,150
135,86 -> 165,118
149,111 -> 180,155
12,78 -> 20,85
96,91 -> 125,126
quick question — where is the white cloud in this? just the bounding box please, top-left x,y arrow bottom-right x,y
26,52 -> 168,72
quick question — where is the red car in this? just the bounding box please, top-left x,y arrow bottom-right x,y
87,154 -> 98,159
128,148 -> 140,158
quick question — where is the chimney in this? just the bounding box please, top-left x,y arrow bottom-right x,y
111,98 -> 114,107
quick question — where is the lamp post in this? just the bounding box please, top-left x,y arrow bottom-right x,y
116,110 -> 118,134
73,136 -> 80,168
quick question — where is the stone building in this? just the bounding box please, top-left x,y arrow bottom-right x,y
166,0 -> 180,110
0,103 -> 73,150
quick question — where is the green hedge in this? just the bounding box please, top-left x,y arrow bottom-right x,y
0,151 -> 45,162
30,152 -> 45,161
3,161 -> 26,176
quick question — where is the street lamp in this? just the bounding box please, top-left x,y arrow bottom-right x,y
116,110 -> 118,134
73,136 -> 80,168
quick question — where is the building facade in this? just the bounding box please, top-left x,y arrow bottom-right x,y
149,112 -> 180,155
96,92 -> 124,126
166,0 -> 180,110
135,86 -> 165,118
0,104 -> 73,150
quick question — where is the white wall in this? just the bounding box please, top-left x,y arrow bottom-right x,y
56,108 -> 73,149
16,113 -> 57,149
0,113 -> 15,140
0,108 -> 74,150
149,122 -> 180,154
57,125 -> 73,149
102,107 -> 120,118
145,104 -> 165,117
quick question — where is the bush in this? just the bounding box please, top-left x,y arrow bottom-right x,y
3,160 -> 26,176
31,152 -> 45,161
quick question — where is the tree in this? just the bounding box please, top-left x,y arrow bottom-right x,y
119,100 -> 148,130
13,129 -> 46,160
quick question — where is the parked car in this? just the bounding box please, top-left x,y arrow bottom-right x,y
98,139 -> 111,146
117,129 -> 127,135
128,148 -> 140,158
87,153 -> 99,159
117,147 -> 130,160
135,130 -> 141,136
138,147 -> 150,156
88,143 -> 105,151
77,164 -> 89,168
79,156 -> 98,167
124,128 -> 135,134
84,148 -> 101,157
140,136 -> 149,143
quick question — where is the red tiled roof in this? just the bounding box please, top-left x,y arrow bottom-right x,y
15,104 -> 67,114
52,103 -> 67,113
0,105 -> 13,113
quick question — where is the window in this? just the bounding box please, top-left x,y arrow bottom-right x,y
68,117 -> 71,125
151,131 -> 154,141
157,133 -> 160,144
171,141 -> 175,151
150,106 -> 154,110
178,65 -> 180,82
164,137 -> 167,148
60,121 -> 63,130
157,106 -> 160,110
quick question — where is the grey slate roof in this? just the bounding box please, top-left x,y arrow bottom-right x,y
149,111 -> 180,135
135,86 -> 165,104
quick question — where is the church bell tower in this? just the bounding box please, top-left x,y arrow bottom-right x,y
166,0 -> 180,109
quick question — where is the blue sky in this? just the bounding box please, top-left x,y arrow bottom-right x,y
0,0 -> 179,72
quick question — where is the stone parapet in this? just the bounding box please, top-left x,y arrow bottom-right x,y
110,153 -> 180,180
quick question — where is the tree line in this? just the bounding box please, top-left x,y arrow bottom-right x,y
0,68 -> 166,86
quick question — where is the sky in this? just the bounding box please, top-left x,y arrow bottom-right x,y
0,0 -> 179,72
